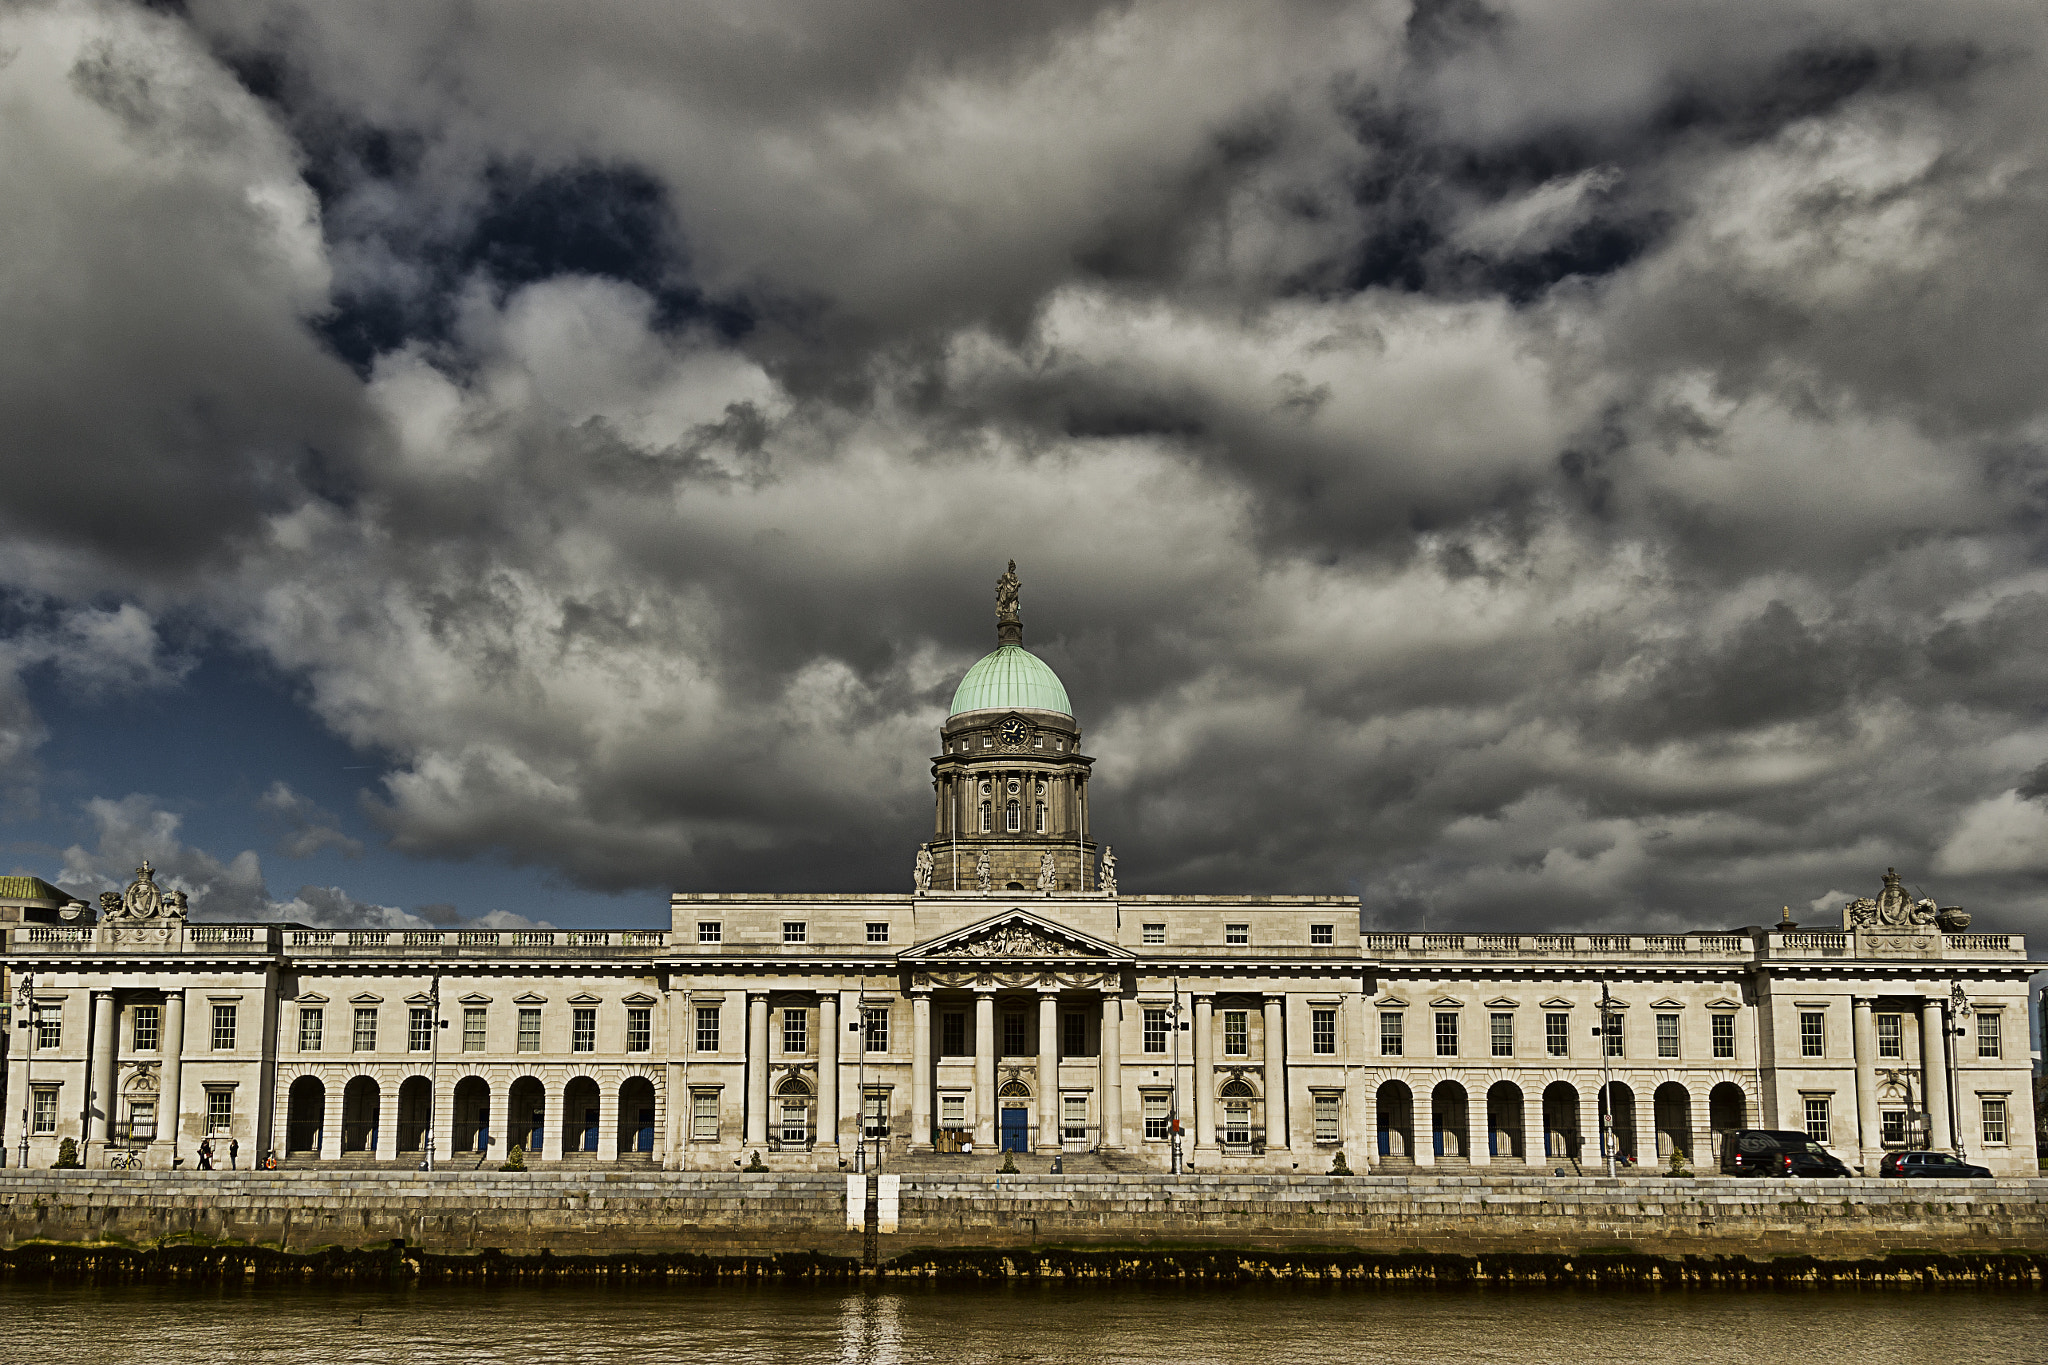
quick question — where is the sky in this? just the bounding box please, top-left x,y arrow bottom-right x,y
2,0 -> 2047,943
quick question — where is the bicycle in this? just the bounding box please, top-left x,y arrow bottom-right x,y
107,1149 -> 143,1170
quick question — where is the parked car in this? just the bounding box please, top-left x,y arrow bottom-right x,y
1720,1129 -> 1853,1178
1878,1150 -> 1993,1179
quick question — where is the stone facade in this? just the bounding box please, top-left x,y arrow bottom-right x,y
2,584 -> 2039,1178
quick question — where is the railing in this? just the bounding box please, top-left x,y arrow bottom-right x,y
1533,935 -> 1575,952
1779,932 -> 1848,950
23,926 -> 90,944
1697,934 -> 1749,951
1946,934 -> 2013,952
289,930 -> 335,947
1419,934 -> 1464,951
1643,934 -> 1687,952
1587,935 -> 1631,951
188,925 -> 258,945
457,931 -> 501,947
1363,934 -> 1409,953
1361,932 -> 1762,958
280,928 -> 669,955
1473,934 -> 1518,951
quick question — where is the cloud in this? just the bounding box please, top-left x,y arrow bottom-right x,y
2,0 -> 2047,937
257,780 -> 364,859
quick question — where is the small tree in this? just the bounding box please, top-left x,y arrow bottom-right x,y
744,1150 -> 767,1172
997,1149 -> 1018,1174
1666,1145 -> 1692,1178
54,1138 -> 81,1169
502,1144 -> 526,1171
1329,1151 -> 1352,1176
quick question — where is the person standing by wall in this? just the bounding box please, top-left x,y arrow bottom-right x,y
228,1138 -> 239,1170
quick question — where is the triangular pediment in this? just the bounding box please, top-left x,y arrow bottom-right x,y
1540,997 -> 1574,1010
1650,998 -> 1686,1010
902,909 -> 1133,963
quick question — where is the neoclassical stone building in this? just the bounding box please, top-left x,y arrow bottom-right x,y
3,575 -> 2040,1175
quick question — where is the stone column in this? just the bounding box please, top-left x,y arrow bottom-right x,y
319,1071 -> 342,1162
87,991 -> 117,1151
160,991 -> 185,1163
1572,1085 -> 1594,1167
973,989 -> 996,1147
597,1076 -> 620,1162
1098,993 -> 1122,1149
1037,988 -> 1059,1149
1263,995 -> 1288,1150
1922,998 -> 1953,1151
1469,1080 -> 1492,1166
818,992 -> 841,1150
434,1074 -> 458,1169
1192,994 -> 1215,1150
1632,1086 -> 1654,1168
1411,1080 -> 1435,1166
1852,995 -> 1882,1171
745,992 -> 770,1147
378,1075 -> 401,1160
911,990 -> 933,1148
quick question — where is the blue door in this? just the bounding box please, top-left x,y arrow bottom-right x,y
1378,1114 -> 1391,1156
1432,1116 -> 1445,1157
1000,1107 -> 1029,1153
636,1108 -> 655,1153
581,1108 -> 600,1152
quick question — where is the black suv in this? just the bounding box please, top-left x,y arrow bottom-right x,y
1878,1150 -> 1993,1179
1720,1129 -> 1853,1177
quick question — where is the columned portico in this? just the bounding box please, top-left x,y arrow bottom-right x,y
910,990 -> 933,1147
745,992 -> 770,1147
1099,994 -> 1122,1148
973,989 -> 996,1147
1922,998 -> 1953,1151
1036,989 -> 1059,1147
87,990 -> 117,1152
1192,994 -> 1215,1151
1852,995 -> 1881,1170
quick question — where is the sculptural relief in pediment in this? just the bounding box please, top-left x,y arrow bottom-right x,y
926,919 -> 1101,960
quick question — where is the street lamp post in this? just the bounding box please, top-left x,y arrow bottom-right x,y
1946,980 -> 1971,1159
1595,981 -> 1617,1178
423,973 -> 444,1172
1169,979 -> 1186,1175
850,1004 -> 867,1174
14,972 -> 33,1171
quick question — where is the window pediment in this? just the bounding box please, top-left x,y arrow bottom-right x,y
1707,999 -> 1741,1011
1540,997 -> 1574,1010
1430,996 -> 1464,1009
1375,996 -> 1407,1009
514,992 -> 547,1005
405,992 -> 437,1005
295,992 -> 328,1005
621,992 -> 657,1005
1485,997 -> 1519,1009
567,993 -> 602,1005
459,993 -> 492,1005
349,992 -> 382,1004
1650,998 -> 1687,1010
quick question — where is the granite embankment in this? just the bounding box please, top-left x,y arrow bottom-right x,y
5,1170 -> 2048,1266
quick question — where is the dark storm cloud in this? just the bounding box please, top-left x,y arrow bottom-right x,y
3,0 -> 2047,935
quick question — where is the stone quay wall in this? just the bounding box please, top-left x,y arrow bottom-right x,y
3,1171 -> 2048,1260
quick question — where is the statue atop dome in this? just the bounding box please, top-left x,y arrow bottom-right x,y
996,560 -> 1021,624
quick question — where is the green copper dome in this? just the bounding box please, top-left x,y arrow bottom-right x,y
949,645 -> 1072,718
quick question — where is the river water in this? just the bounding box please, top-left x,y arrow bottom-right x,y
2,1282 -> 2041,1363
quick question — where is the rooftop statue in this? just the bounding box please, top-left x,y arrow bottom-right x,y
996,559 -> 1021,623
1844,867 -> 1960,930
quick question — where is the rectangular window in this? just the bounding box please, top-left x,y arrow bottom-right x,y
572,1007 -> 597,1053
1223,1010 -> 1249,1057
1380,1011 -> 1403,1057
211,1003 -> 236,1051
34,1008 -> 59,1051
1800,1011 -> 1825,1058
1062,1095 -> 1087,1142
864,1089 -> 890,1139
863,1006 -> 888,1052
132,1004 -> 160,1053
1063,1011 -> 1087,1058
1657,1013 -> 1680,1059
1435,1012 -> 1458,1058
1035,802 -> 1046,833
1876,1013 -> 1902,1058
1490,1013 -> 1514,1058
409,1007 -> 434,1052
463,1007 -> 486,1052
697,921 -> 721,944
1310,924 -> 1333,946
1223,1098 -> 1251,1145
1803,1096 -> 1830,1146
1142,923 -> 1165,945
1977,1013 -> 2001,1059
1712,1014 -> 1736,1059
1312,1007 -> 1337,1056
695,1005 -> 720,1053
780,1096 -> 809,1144
126,1100 -> 156,1143
691,1092 -> 719,1142
866,922 -> 889,944
1881,1109 -> 1906,1145
627,1006 -> 652,1053
1982,1097 -> 2009,1145
1604,1014 -> 1624,1057
1002,1012 -> 1027,1056
783,1007 -> 808,1054
1546,1012 -> 1568,1057
1225,923 -> 1249,946
1314,1094 -> 1341,1144
353,1007 -> 377,1052
517,1007 -> 541,1052
31,1087 -> 57,1135
782,921 -> 806,944
942,1011 -> 966,1056
1143,1008 -> 1168,1054
299,1007 -> 323,1053
206,1089 -> 234,1135
940,1094 -> 966,1129
1143,1092 -> 1170,1141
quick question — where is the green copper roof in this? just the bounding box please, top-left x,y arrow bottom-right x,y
949,645 -> 1072,718
0,876 -> 68,903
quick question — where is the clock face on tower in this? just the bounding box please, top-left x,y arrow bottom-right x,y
998,718 -> 1028,749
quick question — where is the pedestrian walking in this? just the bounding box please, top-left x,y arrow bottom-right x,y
198,1138 -> 213,1171
229,1138 -> 239,1170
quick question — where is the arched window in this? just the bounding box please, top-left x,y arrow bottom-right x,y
1006,800 -> 1021,832
1220,1079 -> 1256,1146
776,1075 -> 813,1146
